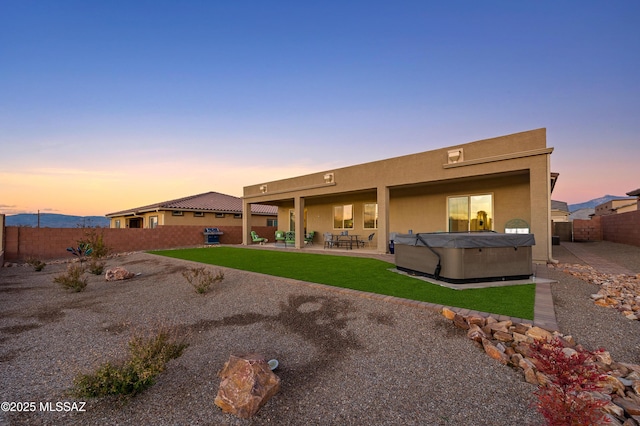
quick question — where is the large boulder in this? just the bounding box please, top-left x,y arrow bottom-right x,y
214,353 -> 280,418
105,266 -> 135,281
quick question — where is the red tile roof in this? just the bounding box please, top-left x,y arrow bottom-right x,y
106,191 -> 277,217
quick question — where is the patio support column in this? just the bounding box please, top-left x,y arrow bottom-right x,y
242,198 -> 251,246
529,154 -> 553,263
294,196 -> 305,249
377,185 -> 390,253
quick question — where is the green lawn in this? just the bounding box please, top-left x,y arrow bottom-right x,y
150,247 -> 535,319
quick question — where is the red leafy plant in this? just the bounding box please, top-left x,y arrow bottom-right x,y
529,337 -> 611,425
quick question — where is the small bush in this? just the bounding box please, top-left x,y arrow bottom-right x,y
87,258 -> 106,275
26,258 -> 46,271
81,229 -> 110,259
54,264 -> 88,292
74,327 -> 188,397
530,337 -> 610,425
182,267 -> 224,294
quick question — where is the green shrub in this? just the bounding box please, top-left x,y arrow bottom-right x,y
87,258 -> 106,275
81,229 -> 110,259
54,264 -> 88,292
73,328 -> 188,397
181,267 -> 224,294
26,257 -> 46,271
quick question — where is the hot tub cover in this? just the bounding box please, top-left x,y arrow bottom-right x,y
393,232 -> 535,249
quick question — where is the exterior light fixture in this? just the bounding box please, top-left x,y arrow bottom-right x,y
324,173 -> 334,183
260,185 -> 267,193
448,148 -> 463,164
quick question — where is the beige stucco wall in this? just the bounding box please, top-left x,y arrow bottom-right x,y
595,199 -> 637,216
243,128 -> 554,263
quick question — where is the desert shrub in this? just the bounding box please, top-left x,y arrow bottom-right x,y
74,327 -> 188,397
54,264 -> 88,292
87,258 -> 106,275
182,267 -> 224,294
530,337 -> 610,425
81,229 -> 110,259
26,257 -> 46,271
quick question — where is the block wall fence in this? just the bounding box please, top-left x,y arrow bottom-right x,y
572,210 -> 640,247
2,211 -> 639,263
573,216 -> 603,242
2,224 -> 277,262
601,210 -> 640,246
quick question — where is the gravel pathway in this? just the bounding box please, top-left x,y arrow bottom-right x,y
1,241 -> 639,425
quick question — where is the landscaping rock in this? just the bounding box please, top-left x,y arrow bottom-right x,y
214,353 -> 280,419
441,307 -> 640,425
525,326 -> 553,341
481,338 -> 509,364
559,263 -> 640,322
105,266 -> 135,281
466,324 -> 486,342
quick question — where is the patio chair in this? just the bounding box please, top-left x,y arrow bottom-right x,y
323,232 -> 334,249
275,230 -> 286,247
251,231 -> 268,245
359,232 -> 375,248
285,231 -> 295,247
304,231 -> 316,245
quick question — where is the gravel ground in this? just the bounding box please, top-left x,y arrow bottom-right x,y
548,242 -> 640,363
1,241 -> 639,425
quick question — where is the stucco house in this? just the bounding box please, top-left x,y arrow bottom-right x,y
551,200 -> 570,222
594,198 -> 638,216
106,191 -> 277,229
242,128 -> 556,264
627,188 -> 640,210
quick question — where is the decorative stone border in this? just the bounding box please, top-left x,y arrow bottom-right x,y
442,308 -> 640,424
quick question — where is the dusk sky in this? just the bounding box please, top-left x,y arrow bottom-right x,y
1,1 -> 638,217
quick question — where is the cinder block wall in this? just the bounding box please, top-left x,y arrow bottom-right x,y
0,214 -> 5,266
572,216 -> 602,242
602,210 -> 640,246
3,225 -> 277,262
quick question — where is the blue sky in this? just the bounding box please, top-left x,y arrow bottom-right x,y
1,1 -> 638,216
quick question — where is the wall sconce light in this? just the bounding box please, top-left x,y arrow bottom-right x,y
448,148 -> 464,164
324,173 -> 334,183
260,185 -> 267,193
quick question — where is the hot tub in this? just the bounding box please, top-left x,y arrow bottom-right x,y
393,232 -> 535,284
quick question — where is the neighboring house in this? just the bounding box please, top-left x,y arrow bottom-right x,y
568,208 -> 595,221
242,128 -> 556,264
594,198 -> 638,216
551,200 -> 570,222
106,191 -> 277,229
626,188 -> 640,210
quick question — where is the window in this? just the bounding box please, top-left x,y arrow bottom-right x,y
333,205 -> 354,229
215,213 -> 225,218
149,216 -> 158,229
172,211 -> 183,216
448,194 -> 493,232
289,209 -> 295,231
363,203 -> 378,229
234,213 -> 242,219
267,218 -> 278,227
193,212 -> 204,217
115,220 -> 121,229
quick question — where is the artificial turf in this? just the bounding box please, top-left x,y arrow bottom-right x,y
150,246 -> 535,320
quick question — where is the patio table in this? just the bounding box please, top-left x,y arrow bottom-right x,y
334,234 -> 360,249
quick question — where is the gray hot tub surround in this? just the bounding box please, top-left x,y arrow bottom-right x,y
393,232 -> 535,284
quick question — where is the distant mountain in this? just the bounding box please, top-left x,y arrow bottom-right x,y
568,195 -> 628,212
4,213 -> 110,228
